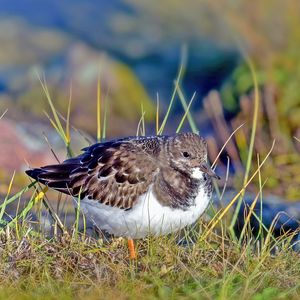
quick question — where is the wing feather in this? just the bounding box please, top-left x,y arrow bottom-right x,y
26,137 -> 162,209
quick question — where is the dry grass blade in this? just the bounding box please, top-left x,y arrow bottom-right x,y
202,140 -> 275,240
238,179 -> 267,244
141,103 -> 146,135
136,107 -> 146,137
156,93 -> 160,134
219,156 -> 231,203
42,193 -> 67,234
42,132 -> 61,163
211,123 -> 244,168
261,212 -> 287,255
0,109 -> 8,120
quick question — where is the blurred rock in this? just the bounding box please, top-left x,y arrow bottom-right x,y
0,119 -> 52,171
0,116 -> 91,192
0,18 -> 155,138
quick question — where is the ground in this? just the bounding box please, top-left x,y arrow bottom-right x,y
0,223 -> 299,300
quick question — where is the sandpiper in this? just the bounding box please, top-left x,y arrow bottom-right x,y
26,132 -> 219,258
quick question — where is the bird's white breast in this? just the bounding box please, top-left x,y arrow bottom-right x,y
79,173 -> 210,238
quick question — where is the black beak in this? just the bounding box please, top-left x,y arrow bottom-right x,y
199,163 -> 220,180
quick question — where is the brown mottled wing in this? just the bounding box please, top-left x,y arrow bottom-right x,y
26,137 -> 162,209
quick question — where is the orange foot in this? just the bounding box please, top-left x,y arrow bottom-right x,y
128,238 -> 137,259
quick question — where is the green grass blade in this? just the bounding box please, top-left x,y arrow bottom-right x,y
0,186 -> 47,232
256,154 -> 264,240
37,74 -> 67,143
97,75 -> 102,142
102,93 -> 108,140
37,72 -> 73,157
0,172 -> 15,221
176,92 -> 196,133
18,188 -> 47,222
65,82 -> 73,157
158,46 -> 187,135
74,187 -> 82,241
177,86 -> 198,133
44,111 -> 67,142
229,57 -> 260,237
0,181 -> 37,210
157,65 -> 183,135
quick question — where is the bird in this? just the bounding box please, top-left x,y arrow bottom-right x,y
26,132 -> 219,258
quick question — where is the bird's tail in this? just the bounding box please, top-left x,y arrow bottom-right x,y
25,161 -> 82,195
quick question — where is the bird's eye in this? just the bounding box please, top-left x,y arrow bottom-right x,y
182,151 -> 190,158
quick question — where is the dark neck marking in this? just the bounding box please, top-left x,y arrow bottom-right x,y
153,167 -> 204,210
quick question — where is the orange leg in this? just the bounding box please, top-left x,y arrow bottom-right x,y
128,238 -> 137,259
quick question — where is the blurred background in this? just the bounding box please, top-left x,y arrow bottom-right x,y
0,0 -> 300,204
